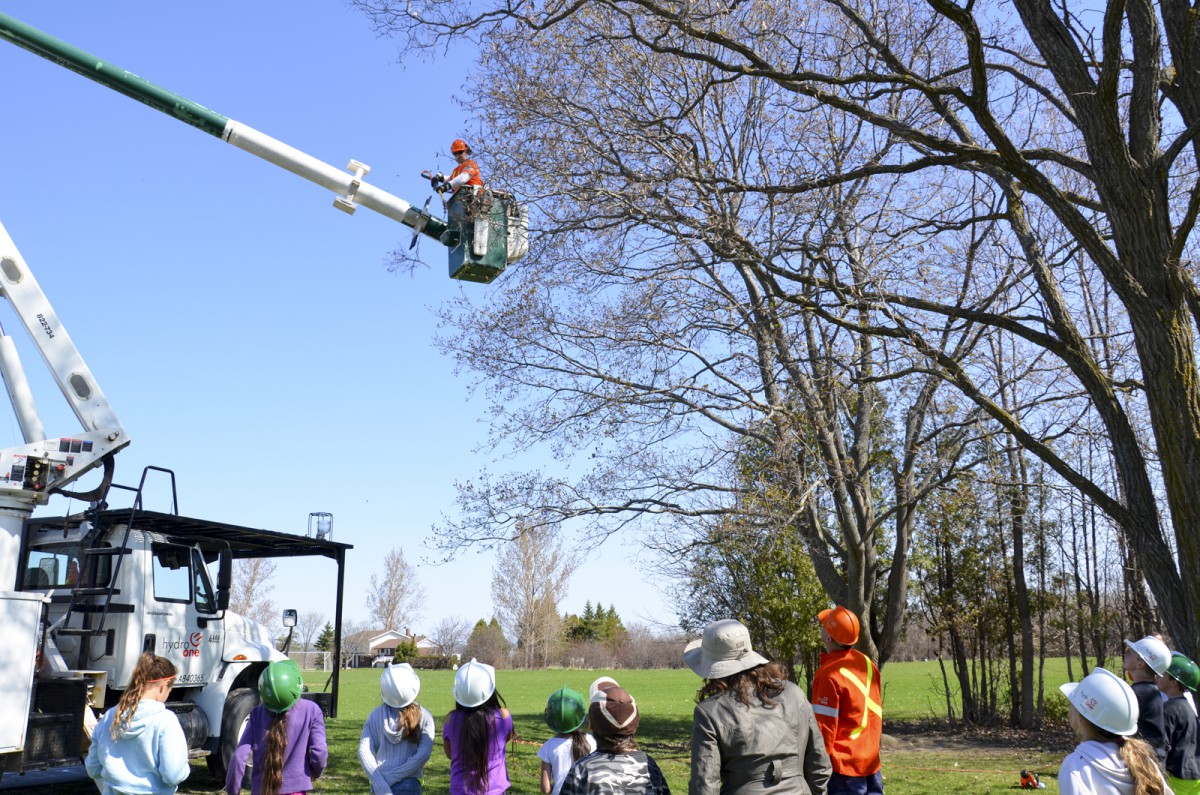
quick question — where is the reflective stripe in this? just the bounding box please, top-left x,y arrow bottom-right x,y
838,662 -> 883,740
812,703 -> 839,718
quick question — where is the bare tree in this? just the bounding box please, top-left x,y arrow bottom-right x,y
366,548 -> 426,632
383,12 -> 979,662
428,614 -> 472,657
297,610 -> 325,651
355,0 -> 1200,659
491,521 -> 576,668
340,619 -> 372,668
229,558 -> 277,629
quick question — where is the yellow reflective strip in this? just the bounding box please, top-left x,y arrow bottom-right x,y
838,664 -> 883,739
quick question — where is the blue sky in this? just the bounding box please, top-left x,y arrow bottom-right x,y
0,2 -> 674,639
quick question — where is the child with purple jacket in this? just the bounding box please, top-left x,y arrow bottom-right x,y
226,660 -> 328,795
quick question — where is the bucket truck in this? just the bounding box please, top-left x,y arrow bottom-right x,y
0,10 -> 507,784
0,221 -> 353,783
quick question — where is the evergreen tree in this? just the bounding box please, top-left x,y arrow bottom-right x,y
314,622 -> 335,652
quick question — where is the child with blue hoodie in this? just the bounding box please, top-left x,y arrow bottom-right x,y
85,652 -> 190,795
359,663 -> 435,794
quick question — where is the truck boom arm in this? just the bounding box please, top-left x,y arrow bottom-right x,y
0,223 -> 128,505
0,12 -> 447,243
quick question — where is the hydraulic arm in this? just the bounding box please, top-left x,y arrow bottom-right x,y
0,12 -> 527,283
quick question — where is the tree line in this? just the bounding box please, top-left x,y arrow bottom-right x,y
341,0 -> 1200,730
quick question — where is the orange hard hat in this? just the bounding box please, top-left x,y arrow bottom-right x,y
818,606 -> 860,646
450,138 -> 471,154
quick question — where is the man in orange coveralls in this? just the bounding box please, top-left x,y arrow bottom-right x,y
812,605 -> 884,795
429,138 -> 483,194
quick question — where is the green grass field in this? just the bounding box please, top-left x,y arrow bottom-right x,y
22,661 -> 1084,794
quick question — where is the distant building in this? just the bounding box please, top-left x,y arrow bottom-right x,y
343,627 -> 441,668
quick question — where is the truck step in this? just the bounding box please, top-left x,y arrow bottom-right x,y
67,601 -> 134,614
70,587 -> 118,596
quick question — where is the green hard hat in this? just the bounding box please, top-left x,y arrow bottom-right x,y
544,686 -> 587,734
259,660 -> 304,713
1167,652 -> 1200,692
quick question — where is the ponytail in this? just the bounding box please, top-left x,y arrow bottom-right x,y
1118,737 -> 1167,795
261,710 -> 289,795
111,653 -> 176,739
569,727 -> 590,762
453,690 -> 507,792
398,702 -> 423,743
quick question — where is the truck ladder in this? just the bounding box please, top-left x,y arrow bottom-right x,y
55,467 -> 179,664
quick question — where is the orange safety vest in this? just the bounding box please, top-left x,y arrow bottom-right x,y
811,647 -> 883,777
450,158 -> 484,189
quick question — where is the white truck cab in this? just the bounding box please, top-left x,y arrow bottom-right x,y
9,503 -> 349,780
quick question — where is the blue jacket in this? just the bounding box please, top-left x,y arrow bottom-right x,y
85,700 -> 190,795
226,698 -> 328,795
359,704 -> 435,794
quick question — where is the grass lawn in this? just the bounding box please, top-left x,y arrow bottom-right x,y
15,662 -> 1083,794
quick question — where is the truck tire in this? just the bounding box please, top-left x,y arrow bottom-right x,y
205,687 -> 258,785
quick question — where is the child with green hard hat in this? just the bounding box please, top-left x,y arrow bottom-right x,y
1156,652 -> 1200,795
538,686 -> 596,795
225,659 -> 328,795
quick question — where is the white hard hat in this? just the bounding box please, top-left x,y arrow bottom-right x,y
1125,637 -> 1172,675
380,663 -> 421,708
453,658 -> 496,708
1060,667 -> 1139,736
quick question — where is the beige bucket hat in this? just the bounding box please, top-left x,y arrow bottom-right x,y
684,618 -> 769,679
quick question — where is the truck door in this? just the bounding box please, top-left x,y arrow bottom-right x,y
146,542 -> 219,685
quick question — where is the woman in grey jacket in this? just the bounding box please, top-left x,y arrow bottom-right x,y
686,619 -> 832,795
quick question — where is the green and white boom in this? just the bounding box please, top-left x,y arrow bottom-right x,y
0,12 -> 527,284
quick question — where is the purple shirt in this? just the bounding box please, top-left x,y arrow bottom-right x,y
226,699 -> 328,795
444,708 -> 513,795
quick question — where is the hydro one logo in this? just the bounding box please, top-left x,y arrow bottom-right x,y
163,632 -> 205,658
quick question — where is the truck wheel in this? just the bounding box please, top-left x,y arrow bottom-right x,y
205,687 -> 258,786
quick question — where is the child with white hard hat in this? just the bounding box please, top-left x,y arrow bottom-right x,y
443,658 -> 513,794
1124,636 -> 1171,764
1059,667 -> 1170,795
359,663 -> 435,794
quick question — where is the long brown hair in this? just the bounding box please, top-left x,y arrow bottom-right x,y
260,710 -> 289,795
568,727 -> 590,762
111,653 -> 176,739
696,661 -> 788,708
451,691 -> 507,793
398,702 -> 423,742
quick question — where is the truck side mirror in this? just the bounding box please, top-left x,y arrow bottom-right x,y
216,545 -> 232,611
282,609 -> 297,628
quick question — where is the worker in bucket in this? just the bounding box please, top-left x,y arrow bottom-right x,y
428,139 -> 484,195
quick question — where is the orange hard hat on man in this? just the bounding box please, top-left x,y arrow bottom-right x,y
818,605 -> 861,646
450,138 -> 471,155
